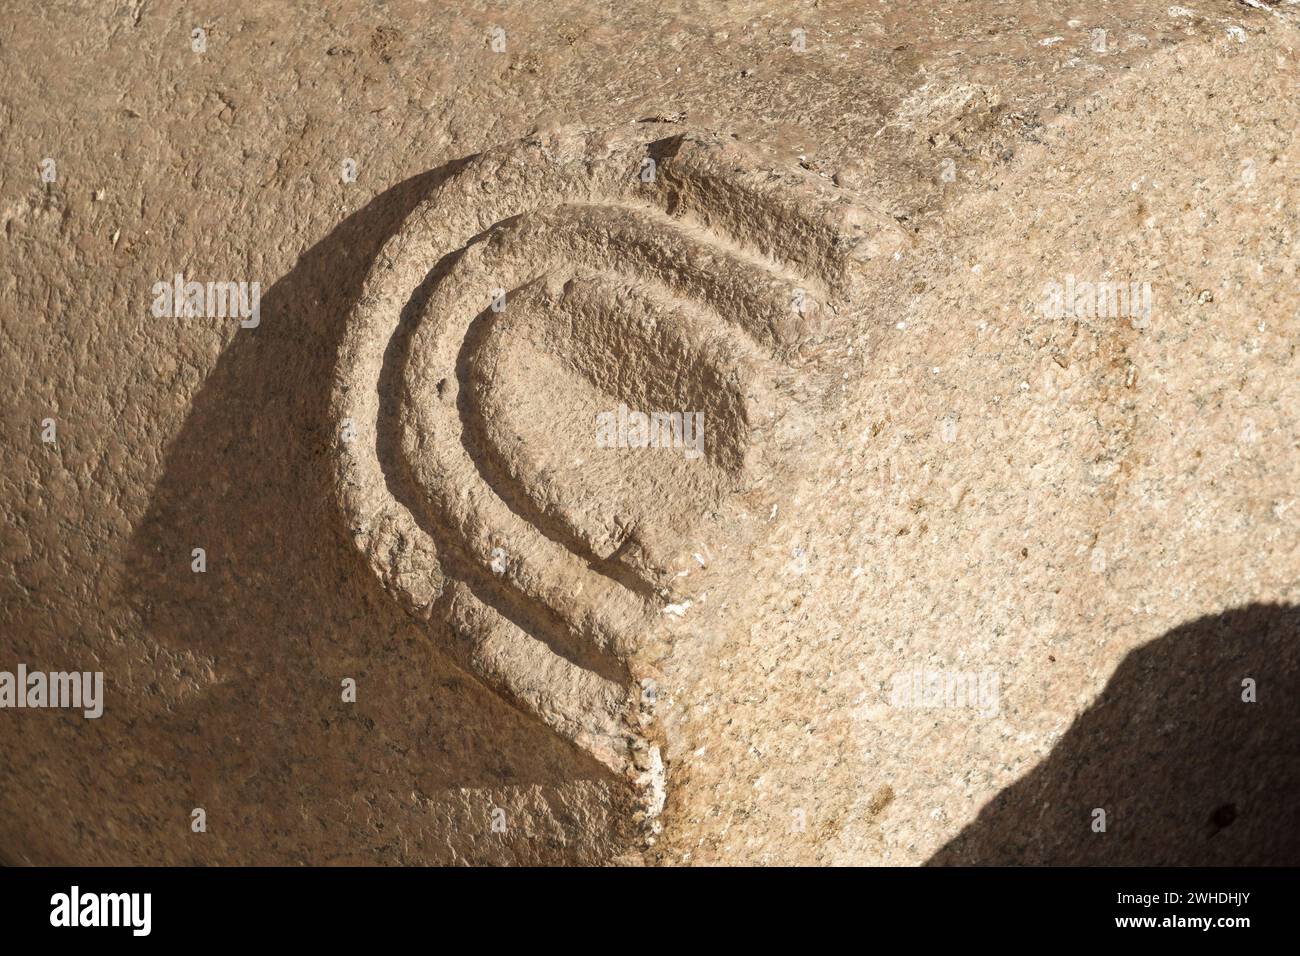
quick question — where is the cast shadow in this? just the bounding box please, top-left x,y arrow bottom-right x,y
121,164 -> 620,862
927,602 -> 1300,865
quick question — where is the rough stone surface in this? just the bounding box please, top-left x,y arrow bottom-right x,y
1,0 -> 1297,865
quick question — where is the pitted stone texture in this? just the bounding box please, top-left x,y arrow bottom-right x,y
1,0 -> 1297,866
332,124 -> 898,827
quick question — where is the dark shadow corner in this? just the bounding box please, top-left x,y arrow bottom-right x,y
927,602 -> 1300,865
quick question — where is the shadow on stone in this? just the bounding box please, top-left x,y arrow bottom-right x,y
927,602 -> 1300,865
122,163 -> 628,863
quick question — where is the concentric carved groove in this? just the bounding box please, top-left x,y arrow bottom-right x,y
332,125 -> 900,814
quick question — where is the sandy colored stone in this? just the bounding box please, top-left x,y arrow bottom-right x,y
1,0 -> 1297,865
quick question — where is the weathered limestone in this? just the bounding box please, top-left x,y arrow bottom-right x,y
1,0 -> 1297,865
